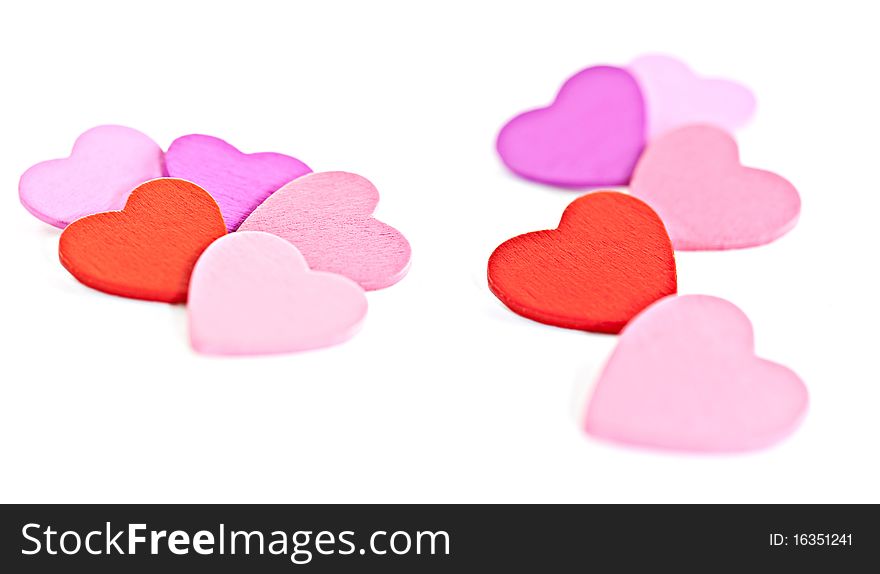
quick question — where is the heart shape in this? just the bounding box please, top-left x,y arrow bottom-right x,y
630,125 -> 801,250
59,178 -> 227,303
239,171 -> 411,290
496,66 -> 646,187
188,231 -> 368,355
164,134 -> 311,231
628,54 -> 756,138
487,191 -> 677,334
585,295 -> 808,452
19,125 -> 165,228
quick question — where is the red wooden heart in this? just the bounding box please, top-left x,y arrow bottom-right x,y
487,191 -> 677,334
59,178 -> 227,303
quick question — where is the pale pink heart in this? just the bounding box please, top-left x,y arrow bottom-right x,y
629,54 -> 756,138
629,125 -> 800,250
19,125 -> 165,228
188,232 -> 367,356
239,171 -> 411,290
585,295 -> 807,453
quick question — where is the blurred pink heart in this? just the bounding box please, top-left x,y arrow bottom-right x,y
188,232 -> 367,355
19,125 -> 165,228
629,54 -> 756,138
585,295 -> 808,453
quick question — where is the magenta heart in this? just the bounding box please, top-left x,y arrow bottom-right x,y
188,232 -> 367,355
239,171 -> 411,290
585,295 -> 808,453
164,134 -> 311,231
496,66 -> 646,187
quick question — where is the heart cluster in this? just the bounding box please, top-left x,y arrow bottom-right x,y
20,127 -> 411,355
490,54 -> 807,453
497,54 -> 799,251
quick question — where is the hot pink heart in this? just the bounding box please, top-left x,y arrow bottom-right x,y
165,134 -> 311,231
630,125 -> 800,250
19,125 -> 165,228
188,232 -> 367,355
585,295 -> 808,453
239,171 -> 411,290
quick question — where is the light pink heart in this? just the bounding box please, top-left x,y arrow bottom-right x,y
188,232 -> 367,355
585,295 -> 807,453
239,171 -> 411,290
19,125 -> 165,228
629,54 -> 756,138
630,125 -> 800,250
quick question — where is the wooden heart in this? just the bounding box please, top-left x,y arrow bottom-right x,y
585,295 -> 808,452
487,191 -> 677,334
239,171 -> 411,290
59,178 -> 227,303
188,232 -> 368,355
496,66 -> 646,187
629,54 -> 756,137
164,134 -> 311,231
19,125 -> 165,228
630,125 -> 800,250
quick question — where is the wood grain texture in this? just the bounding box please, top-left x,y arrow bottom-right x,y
19,125 -> 165,228
496,66 -> 646,187
585,295 -> 808,452
487,191 -> 677,334
59,178 -> 227,303
630,125 -> 800,250
239,171 -> 411,290
188,232 -> 368,355
164,134 -> 312,231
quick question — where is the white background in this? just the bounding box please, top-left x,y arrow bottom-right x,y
1,0 -> 878,503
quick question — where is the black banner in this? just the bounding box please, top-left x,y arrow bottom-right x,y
1,504 -> 875,571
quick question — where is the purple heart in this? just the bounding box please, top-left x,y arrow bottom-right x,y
496,66 -> 646,187
165,135 -> 311,231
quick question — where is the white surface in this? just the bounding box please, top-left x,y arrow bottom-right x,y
1,0 -> 878,503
